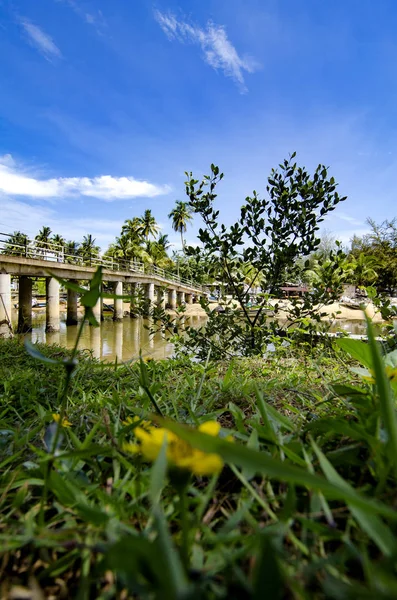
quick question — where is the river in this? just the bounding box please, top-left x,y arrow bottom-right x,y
10,311 -> 206,362
8,306 -> 370,362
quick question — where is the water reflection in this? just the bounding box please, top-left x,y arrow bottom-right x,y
12,307 -> 372,362
16,311 -> 205,362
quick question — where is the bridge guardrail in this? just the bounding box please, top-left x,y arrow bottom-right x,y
0,232 -> 205,292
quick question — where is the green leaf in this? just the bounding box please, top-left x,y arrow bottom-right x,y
160,419 -> 397,521
149,437 -> 168,505
252,533 -> 284,600
311,438 -> 396,556
335,338 -> 373,369
24,339 -> 60,365
365,315 -> 397,477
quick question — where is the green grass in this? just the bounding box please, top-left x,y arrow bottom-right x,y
1,334 -> 397,599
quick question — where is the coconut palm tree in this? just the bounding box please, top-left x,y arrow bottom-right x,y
168,201 -> 193,252
52,233 -> 66,248
2,231 -> 30,256
64,240 -> 80,264
79,234 -> 100,265
138,209 -> 159,240
35,226 -> 52,255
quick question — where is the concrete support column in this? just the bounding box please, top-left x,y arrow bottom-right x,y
66,281 -> 78,325
156,287 -> 166,310
92,296 -> 102,324
17,276 -> 32,333
144,283 -> 155,315
46,277 -> 60,332
0,273 -> 12,338
177,291 -> 185,306
186,293 -> 193,305
168,288 -> 177,310
130,282 -> 139,317
113,281 -> 124,321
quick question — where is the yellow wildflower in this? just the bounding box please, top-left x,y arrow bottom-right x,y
122,415 -> 151,428
52,413 -> 72,428
361,370 -> 375,384
385,365 -> 397,383
123,420 -> 229,476
361,365 -> 397,385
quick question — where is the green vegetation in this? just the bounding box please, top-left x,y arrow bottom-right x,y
2,313 -> 397,597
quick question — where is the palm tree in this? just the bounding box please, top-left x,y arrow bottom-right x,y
157,233 -> 171,252
35,226 -> 52,255
52,233 -> 66,248
121,217 -> 142,241
138,209 -> 159,240
79,234 -> 100,265
168,201 -> 193,252
64,240 -> 80,264
2,231 -> 30,256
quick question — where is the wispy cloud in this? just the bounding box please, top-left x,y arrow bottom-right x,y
55,0 -> 107,35
154,10 -> 257,92
20,20 -> 62,61
0,155 -> 170,201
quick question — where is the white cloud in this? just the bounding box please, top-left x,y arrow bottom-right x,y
154,10 -> 257,92
0,156 -> 170,201
20,20 -> 62,61
0,196 -> 123,250
55,0 -> 107,34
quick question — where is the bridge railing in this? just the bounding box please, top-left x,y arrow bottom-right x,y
0,232 -> 205,291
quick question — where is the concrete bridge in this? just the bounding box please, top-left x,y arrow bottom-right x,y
0,235 -> 205,338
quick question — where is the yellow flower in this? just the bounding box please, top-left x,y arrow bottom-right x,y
123,415 -> 151,428
123,420 -> 229,476
52,413 -> 72,428
361,366 -> 397,385
385,366 -> 397,382
361,370 -> 375,384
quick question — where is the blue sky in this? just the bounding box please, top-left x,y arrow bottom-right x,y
0,0 -> 396,251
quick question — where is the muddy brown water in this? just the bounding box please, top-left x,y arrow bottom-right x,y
10,303 -> 372,362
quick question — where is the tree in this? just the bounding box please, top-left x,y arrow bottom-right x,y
79,234 -> 100,265
121,217 -> 142,242
64,240 -> 80,264
2,231 -> 30,256
52,234 -> 66,248
179,155 -> 346,357
138,210 -> 159,240
168,200 -> 193,252
350,219 -> 397,294
35,226 -> 52,251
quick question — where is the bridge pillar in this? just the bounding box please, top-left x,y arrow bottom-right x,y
156,286 -> 166,310
177,291 -> 185,306
17,276 -> 32,333
186,293 -> 193,305
168,288 -> 177,310
130,282 -> 140,317
0,273 -> 12,338
113,281 -> 124,321
144,283 -> 155,315
46,277 -> 60,332
92,295 -> 102,324
66,281 -> 78,325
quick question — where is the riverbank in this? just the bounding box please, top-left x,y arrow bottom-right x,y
1,334 -> 396,597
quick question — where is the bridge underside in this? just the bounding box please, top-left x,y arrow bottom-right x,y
0,255 -> 203,338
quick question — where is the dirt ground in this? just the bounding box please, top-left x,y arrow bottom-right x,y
54,299 -> 383,322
